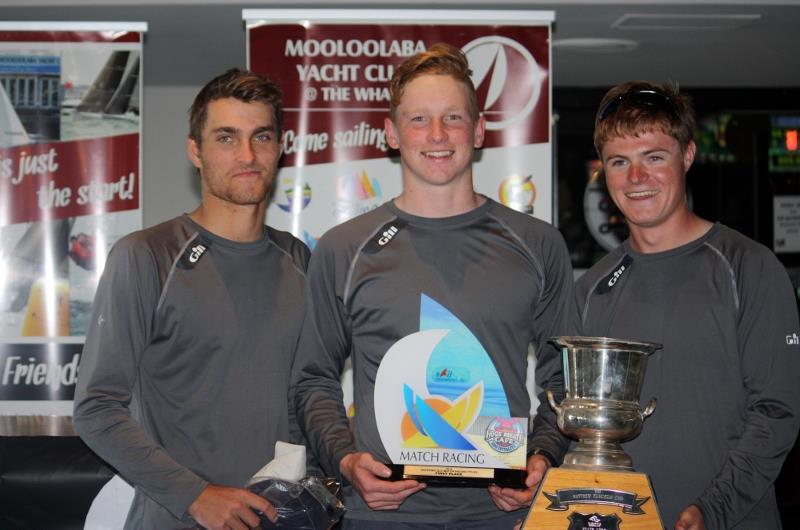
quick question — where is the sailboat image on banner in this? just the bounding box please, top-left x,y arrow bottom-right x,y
77,50 -> 140,121
0,82 -> 31,147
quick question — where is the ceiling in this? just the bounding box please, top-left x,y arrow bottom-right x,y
547,1 -> 800,87
0,1 -> 798,88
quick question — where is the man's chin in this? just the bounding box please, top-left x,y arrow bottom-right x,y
232,194 -> 268,206
218,189 -> 270,207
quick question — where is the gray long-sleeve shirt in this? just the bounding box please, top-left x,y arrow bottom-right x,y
576,223 -> 800,529
73,215 -> 309,529
292,199 -> 578,523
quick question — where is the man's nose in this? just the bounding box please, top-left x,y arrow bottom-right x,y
238,140 -> 256,162
428,119 -> 447,142
629,161 -> 647,183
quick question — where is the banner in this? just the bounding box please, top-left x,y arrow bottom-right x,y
245,9 -> 554,251
0,22 -> 146,416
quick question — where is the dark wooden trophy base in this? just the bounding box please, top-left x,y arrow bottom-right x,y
387,463 -> 526,488
523,467 -> 663,529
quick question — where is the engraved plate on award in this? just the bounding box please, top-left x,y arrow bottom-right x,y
523,336 -> 665,529
373,295 -> 527,487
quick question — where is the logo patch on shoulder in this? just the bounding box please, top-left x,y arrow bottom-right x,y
595,255 -> 633,295
178,236 -> 211,269
363,220 -> 406,254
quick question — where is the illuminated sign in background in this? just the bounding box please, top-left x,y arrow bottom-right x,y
769,116 -> 800,173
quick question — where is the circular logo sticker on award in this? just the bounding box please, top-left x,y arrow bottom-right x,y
485,417 -> 525,453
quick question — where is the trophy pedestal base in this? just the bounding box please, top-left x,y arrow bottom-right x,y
523,467 -> 663,529
387,464 -> 526,488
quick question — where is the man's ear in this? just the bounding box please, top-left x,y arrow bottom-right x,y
384,117 -> 400,150
187,137 -> 202,169
473,114 -> 486,149
683,139 -> 697,172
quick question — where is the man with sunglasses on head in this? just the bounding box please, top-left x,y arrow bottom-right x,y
576,81 -> 800,529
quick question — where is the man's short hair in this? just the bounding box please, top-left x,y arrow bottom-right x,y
593,81 -> 695,156
188,68 -> 283,143
389,42 -> 478,122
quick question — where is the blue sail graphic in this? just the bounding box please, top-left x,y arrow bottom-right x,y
404,384 -> 476,450
419,294 -> 510,418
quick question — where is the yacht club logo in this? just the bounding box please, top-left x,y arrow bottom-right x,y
463,36 -> 544,131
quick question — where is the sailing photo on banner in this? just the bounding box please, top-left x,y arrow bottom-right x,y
0,23 -> 145,413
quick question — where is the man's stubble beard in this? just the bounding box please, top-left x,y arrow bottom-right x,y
206,165 -> 276,206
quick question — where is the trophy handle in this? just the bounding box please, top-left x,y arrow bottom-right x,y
546,390 -> 562,414
642,398 -> 657,419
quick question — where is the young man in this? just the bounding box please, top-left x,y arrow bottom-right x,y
576,81 -> 800,529
73,69 -> 310,530
291,43 -> 576,528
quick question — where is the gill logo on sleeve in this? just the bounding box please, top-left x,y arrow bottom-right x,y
608,265 -> 626,287
363,219 -> 407,254
595,255 -> 634,295
188,244 -> 207,263
378,226 -> 399,246
178,236 -> 212,269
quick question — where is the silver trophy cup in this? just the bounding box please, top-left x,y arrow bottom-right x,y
548,336 -> 662,472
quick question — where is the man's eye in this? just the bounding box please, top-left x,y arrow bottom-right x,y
410,116 -> 425,122
446,114 -> 463,121
254,133 -> 272,143
217,135 -> 233,144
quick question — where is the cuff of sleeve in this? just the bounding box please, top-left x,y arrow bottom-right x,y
528,447 -> 558,468
175,477 -> 210,523
693,498 -> 715,530
331,447 -> 356,484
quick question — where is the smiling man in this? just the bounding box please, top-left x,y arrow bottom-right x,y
74,69 -> 310,530
576,81 -> 800,530
291,43 -> 577,529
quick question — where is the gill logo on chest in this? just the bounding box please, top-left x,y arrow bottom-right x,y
607,264 -> 626,287
378,225 -> 399,246
188,243 -> 207,263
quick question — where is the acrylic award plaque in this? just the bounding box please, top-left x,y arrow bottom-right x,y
373,295 -> 527,487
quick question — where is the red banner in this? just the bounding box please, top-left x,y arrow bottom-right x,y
246,11 -> 553,246
249,24 -> 550,168
0,134 -> 139,225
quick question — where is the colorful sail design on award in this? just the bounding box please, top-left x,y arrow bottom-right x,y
401,381 -> 483,449
374,294 -> 526,470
